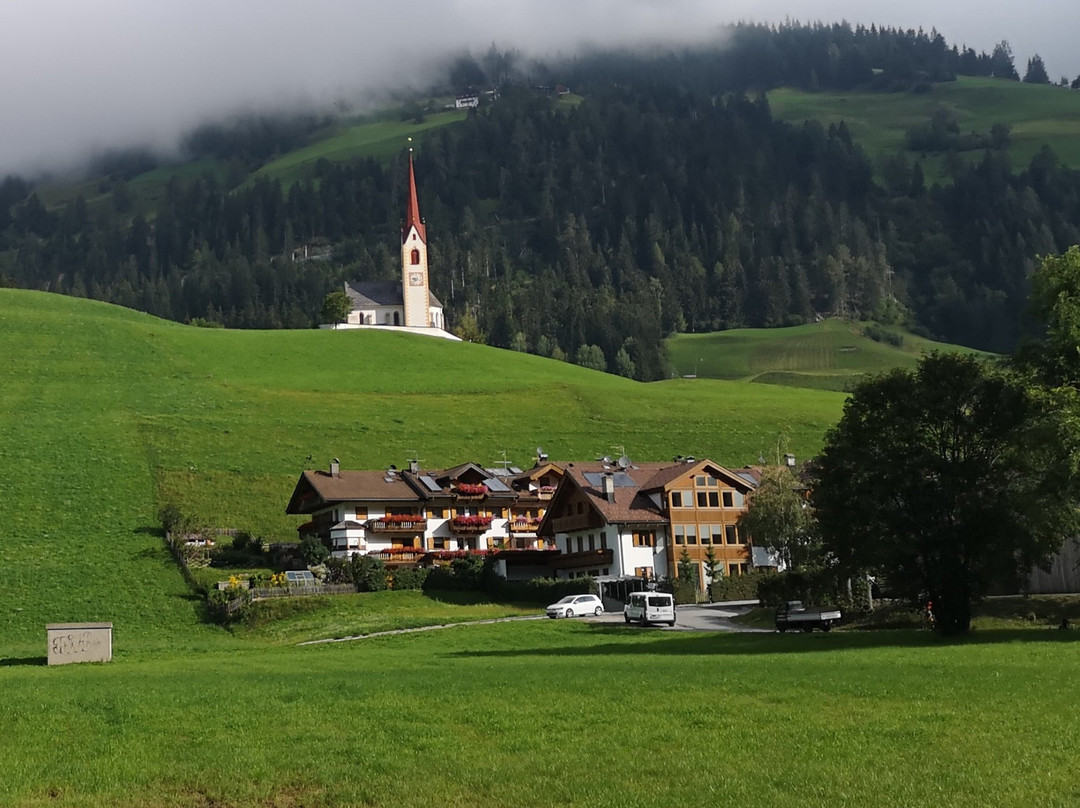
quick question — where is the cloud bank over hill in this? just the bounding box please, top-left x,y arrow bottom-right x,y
2,0 -> 1077,177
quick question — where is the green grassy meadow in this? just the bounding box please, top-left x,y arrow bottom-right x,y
1,621 -> 1078,807
666,318 -> 983,390
769,76 -> 1080,182
0,289 -> 844,653
3,289 -> 1079,806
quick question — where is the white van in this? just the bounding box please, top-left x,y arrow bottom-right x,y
623,591 -> 676,626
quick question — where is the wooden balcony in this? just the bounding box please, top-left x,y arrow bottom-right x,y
453,484 -> 488,500
510,518 -> 541,534
365,517 -> 427,533
451,516 -> 493,533
550,513 -> 594,533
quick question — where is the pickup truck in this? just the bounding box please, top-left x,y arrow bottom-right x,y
775,600 -> 841,633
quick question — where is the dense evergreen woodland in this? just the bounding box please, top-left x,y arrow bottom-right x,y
3,22 -> 1080,379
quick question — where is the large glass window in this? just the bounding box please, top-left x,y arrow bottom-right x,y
725,525 -> 739,545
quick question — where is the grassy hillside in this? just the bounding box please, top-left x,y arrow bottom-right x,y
1,621 -> 1078,807
35,108 -> 469,212
0,290 -> 845,653
769,76 -> 1080,182
666,319 -> 984,391
254,110 -> 468,186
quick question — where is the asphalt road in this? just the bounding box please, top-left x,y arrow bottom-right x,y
586,603 -> 771,633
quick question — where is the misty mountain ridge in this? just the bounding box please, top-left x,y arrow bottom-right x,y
3,22 -> 1080,379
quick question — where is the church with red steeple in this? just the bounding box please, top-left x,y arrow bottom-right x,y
331,148 -> 454,338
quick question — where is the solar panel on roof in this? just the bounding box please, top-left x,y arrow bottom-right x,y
583,471 -> 637,488
485,478 -> 511,493
419,475 -> 443,492
735,471 -> 758,485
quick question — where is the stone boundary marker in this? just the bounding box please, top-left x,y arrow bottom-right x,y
46,623 -> 113,665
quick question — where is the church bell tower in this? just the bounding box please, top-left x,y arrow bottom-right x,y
401,150 -> 430,327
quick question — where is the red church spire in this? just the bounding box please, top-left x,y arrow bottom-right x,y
402,149 -> 426,244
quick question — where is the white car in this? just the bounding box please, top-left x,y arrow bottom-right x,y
546,594 -> 604,618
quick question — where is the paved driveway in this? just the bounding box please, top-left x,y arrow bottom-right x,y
587,603 -> 771,633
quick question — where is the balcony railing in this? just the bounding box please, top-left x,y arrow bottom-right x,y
510,518 -> 541,533
452,516 -> 494,533
366,517 -> 427,533
454,484 -> 488,500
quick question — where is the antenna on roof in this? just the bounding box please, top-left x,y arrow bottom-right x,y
497,449 -> 511,472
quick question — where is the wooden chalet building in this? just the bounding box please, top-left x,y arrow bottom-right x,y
286,455 -> 763,596
536,457 -> 760,598
285,458 -> 563,576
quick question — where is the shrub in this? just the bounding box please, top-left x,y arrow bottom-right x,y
390,567 -> 429,591
485,575 -> 595,605
299,536 -> 330,566
350,554 -> 388,592
324,556 -> 353,585
206,585 -> 252,624
712,570 -> 768,601
158,503 -> 184,535
864,322 -> 904,347
756,568 -> 846,607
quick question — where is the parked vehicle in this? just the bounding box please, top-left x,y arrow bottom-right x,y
623,591 -> 677,626
775,600 -> 841,632
546,594 -> 604,618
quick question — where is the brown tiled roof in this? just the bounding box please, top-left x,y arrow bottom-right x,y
286,470 -> 423,514
560,463 -> 670,525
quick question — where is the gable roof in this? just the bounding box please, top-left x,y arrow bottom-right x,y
544,462 -> 672,529
641,459 -> 757,493
285,469 -> 425,514
344,280 -> 443,309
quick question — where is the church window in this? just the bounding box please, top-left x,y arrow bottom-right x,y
411,249 -> 420,265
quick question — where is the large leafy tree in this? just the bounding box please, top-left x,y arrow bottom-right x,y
738,465 -> 819,570
319,290 -> 351,324
1016,245 -> 1080,388
811,352 -> 1080,635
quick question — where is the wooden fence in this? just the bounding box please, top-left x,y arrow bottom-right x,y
250,584 -> 357,600
1026,538 -> 1080,594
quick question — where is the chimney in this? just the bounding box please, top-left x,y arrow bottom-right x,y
602,473 -> 615,503
409,459 -> 419,474
330,458 -> 340,477
784,453 -> 796,468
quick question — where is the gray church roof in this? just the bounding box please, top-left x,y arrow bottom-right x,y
344,281 -> 443,309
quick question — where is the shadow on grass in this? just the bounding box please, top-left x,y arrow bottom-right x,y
0,656 -> 47,666
449,624 -> 1080,658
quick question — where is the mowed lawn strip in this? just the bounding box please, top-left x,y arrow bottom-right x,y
1,622 -> 1078,807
